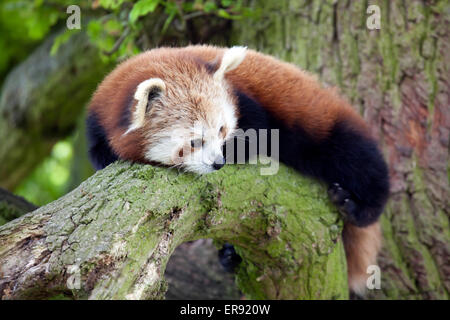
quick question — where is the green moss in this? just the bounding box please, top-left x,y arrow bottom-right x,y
3,155 -> 350,300
47,293 -> 74,300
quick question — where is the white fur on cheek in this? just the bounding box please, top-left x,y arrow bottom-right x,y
142,74 -> 239,174
145,138 -> 175,165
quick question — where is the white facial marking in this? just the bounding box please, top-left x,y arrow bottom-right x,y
144,100 -> 237,175
142,49 -> 242,174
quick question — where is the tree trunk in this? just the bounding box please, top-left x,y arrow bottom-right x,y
0,162 -> 348,300
233,0 -> 449,299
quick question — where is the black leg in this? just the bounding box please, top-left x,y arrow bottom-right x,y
218,243 -> 242,273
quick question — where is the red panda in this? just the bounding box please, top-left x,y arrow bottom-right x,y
87,46 -> 389,296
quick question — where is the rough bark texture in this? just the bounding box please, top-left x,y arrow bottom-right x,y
233,0 -> 449,299
0,32 -> 112,191
0,188 -> 240,300
0,162 -> 347,300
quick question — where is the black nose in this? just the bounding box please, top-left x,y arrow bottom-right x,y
213,156 -> 225,170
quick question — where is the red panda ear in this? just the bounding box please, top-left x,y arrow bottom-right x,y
125,78 -> 166,135
213,46 -> 247,81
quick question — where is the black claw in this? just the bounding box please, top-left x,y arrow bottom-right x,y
328,183 -> 382,227
327,183 -> 339,199
336,198 -> 359,225
328,183 -> 351,206
328,183 -> 362,224
327,182 -> 340,193
343,198 -> 356,212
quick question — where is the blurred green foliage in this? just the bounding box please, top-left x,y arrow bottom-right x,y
1,0 -> 254,81
15,141 -> 74,206
2,0 -> 252,206
0,0 -> 77,85
52,0 -> 254,61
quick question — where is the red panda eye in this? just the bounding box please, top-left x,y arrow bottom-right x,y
190,139 -> 203,148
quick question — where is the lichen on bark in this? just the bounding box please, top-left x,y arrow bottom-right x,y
0,161 -> 347,300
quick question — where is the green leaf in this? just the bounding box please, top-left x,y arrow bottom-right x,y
24,7 -> 60,40
203,1 -> 217,13
221,0 -> 233,7
182,2 -> 194,12
99,0 -> 126,10
129,0 -> 160,24
217,9 -> 233,19
162,10 -> 176,34
104,18 -> 123,35
87,20 -> 102,43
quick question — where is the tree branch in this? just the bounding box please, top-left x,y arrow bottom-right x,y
0,162 -> 347,300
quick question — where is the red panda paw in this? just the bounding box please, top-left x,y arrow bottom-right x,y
218,243 -> 242,273
328,183 -> 360,226
327,183 -> 350,205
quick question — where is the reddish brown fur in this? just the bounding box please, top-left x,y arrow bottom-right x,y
88,45 -> 381,292
181,46 -> 371,139
89,49 -> 231,163
343,222 -> 382,294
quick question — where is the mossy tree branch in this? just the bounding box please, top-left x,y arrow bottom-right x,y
0,162 -> 347,300
233,0 -> 449,299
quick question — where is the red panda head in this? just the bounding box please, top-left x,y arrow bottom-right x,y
118,46 -> 247,174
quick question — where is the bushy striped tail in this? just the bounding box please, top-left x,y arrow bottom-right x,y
343,222 -> 382,296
